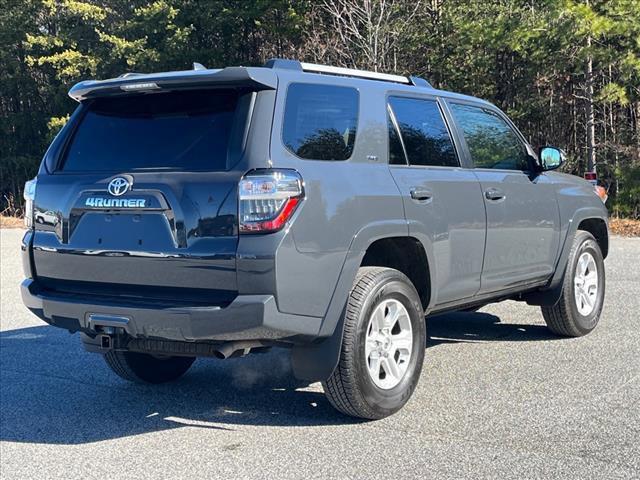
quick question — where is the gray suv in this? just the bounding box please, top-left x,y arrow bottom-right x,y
21,59 -> 608,419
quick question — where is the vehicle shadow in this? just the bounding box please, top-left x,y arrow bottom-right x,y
0,325 -> 359,445
1,312 -> 560,445
427,310 -> 560,347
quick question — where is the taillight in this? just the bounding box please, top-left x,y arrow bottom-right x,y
239,170 -> 303,233
23,178 -> 37,228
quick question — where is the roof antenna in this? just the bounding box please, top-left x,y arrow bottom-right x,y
193,62 -> 206,71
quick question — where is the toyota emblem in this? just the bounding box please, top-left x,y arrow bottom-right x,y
108,177 -> 131,196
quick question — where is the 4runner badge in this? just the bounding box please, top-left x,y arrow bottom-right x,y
84,197 -> 146,208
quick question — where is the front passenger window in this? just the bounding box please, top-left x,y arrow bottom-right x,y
450,103 -> 530,171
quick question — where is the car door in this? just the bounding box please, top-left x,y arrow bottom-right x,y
387,95 -> 486,305
446,101 -> 560,294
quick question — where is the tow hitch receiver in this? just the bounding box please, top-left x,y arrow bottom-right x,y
87,314 -> 131,350
99,335 -> 112,349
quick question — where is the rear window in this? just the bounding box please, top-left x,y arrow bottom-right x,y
61,90 -> 247,172
282,83 -> 359,160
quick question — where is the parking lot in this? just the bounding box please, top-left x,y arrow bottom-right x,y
1,227 -> 638,479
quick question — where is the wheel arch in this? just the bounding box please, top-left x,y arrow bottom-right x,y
291,223 -> 434,383
525,209 -> 608,307
360,236 -> 432,310
577,217 -> 608,259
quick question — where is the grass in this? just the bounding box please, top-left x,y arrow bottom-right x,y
1,193 -> 23,228
0,216 -> 24,228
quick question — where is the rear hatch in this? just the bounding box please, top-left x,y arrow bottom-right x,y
31,87 -> 260,305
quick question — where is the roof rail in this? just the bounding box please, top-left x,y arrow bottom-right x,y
264,58 -> 432,88
300,62 -> 412,85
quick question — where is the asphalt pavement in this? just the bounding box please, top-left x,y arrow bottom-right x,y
1,228 -> 638,479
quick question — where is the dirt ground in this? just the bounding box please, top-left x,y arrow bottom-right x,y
609,218 -> 640,236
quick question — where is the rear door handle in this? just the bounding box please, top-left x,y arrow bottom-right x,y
410,188 -> 433,201
484,188 -> 506,201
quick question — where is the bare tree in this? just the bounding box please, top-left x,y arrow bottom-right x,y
585,18 -> 596,173
307,0 -> 422,73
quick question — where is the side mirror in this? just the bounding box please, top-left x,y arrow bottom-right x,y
539,146 -> 564,171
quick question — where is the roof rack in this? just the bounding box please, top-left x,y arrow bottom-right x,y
264,58 -> 432,88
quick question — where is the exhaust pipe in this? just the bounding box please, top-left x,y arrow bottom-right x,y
214,340 -> 266,359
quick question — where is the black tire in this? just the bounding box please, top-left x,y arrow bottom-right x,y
541,231 -> 605,337
322,267 -> 426,420
104,350 -> 195,384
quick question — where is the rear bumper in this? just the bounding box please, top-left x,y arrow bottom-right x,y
21,279 -> 322,343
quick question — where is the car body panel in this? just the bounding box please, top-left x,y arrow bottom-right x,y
471,169 -> 561,293
389,165 -> 486,304
267,73 -> 409,319
543,172 -> 609,281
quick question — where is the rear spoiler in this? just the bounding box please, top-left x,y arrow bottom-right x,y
68,67 -> 278,102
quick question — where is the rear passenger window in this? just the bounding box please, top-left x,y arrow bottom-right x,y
450,103 -> 530,171
387,97 -> 458,167
387,108 -> 406,165
282,83 -> 359,160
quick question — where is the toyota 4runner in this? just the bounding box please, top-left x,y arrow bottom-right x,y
21,59 -> 608,419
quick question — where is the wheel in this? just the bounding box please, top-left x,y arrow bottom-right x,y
104,350 -> 195,384
323,267 -> 426,419
541,231 -> 605,337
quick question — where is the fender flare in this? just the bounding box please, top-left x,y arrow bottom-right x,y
525,207 -> 608,306
291,220 -> 435,382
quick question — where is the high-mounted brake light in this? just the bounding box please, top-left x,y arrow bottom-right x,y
120,82 -> 160,92
239,170 -> 303,233
23,178 -> 37,228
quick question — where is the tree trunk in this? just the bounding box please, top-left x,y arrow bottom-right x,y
585,33 -> 596,173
